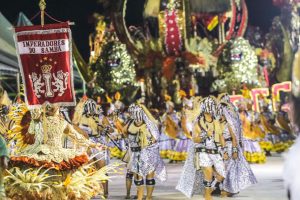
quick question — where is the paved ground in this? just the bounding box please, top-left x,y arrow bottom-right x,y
95,155 -> 288,200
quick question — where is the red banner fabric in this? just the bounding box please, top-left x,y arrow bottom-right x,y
14,23 -> 76,108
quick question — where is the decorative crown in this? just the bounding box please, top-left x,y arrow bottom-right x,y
41,64 -> 52,73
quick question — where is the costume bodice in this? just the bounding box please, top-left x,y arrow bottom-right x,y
128,121 -> 155,148
44,116 -> 68,147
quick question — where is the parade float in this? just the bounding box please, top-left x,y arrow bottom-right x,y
88,18 -> 139,102
84,0 -> 248,105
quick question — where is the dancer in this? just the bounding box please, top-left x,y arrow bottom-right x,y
73,98 -> 111,198
217,96 -> 257,197
177,96 -> 226,200
11,103 -> 103,169
123,103 -> 167,200
160,95 -> 177,161
239,100 -> 266,163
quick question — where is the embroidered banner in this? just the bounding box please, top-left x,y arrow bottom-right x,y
14,23 -> 76,107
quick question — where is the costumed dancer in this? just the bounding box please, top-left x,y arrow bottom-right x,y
10,103 -> 102,168
177,96 -> 226,200
160,94 -> 177,161
108,92 -> 127,159
123,104 -> 167,200
73,98 -> 111,198
264,98 -> 294,153
110,93 -> 136,199
258,96 -> 281,154
274,102 -> 295,149
171,90 -> 196,161
5,102 -> 118,200
217,94 -> 257,197
239,99 -> 266,164
122,109 -> 135,199
169,111 -> 191,162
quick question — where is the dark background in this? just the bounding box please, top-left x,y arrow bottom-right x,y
1,0 -> 280,61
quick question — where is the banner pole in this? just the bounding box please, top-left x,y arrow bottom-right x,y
39,0 -> 46,26
83,81 -> 86,95
17,72 -> 20,97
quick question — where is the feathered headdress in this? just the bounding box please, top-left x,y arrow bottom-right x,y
241,87 -> 251,99
178,90 -> 187,99
106,94 -> 112,104
189,89 -> 195,97
218,93 -> 230,103
200,96 -> 218,116
164,94 -> 172,102
128,103 -> 160,140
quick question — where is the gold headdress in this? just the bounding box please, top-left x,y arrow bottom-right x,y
164,94 -> 172,101
106,94 -> 112,103
241,87 -> 251,100
189,89 -> 195,97
115,92 -> 121,101
178,90 -> 187,99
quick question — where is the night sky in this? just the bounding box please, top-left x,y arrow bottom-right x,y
1,0 -> 280,61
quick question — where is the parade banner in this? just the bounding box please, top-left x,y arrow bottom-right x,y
14,22 -> 75,107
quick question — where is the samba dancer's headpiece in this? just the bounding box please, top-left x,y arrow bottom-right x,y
128,103 -> 160,140
83,99 -> 103,117
218,93 -> 237,110
218,93 -> 230,103
165,94 -> 175,112
200,96 -> 218,117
